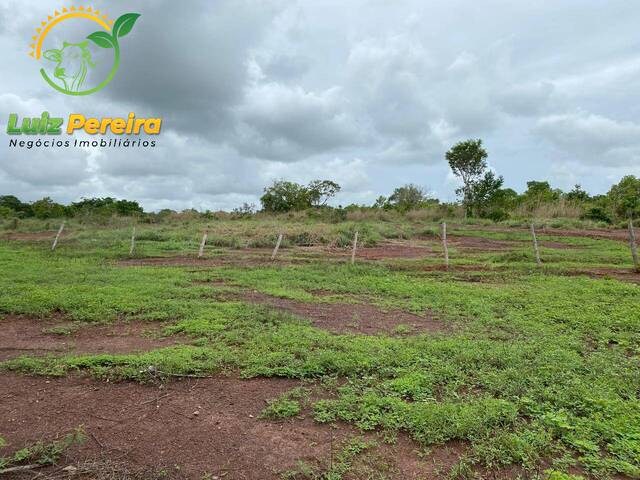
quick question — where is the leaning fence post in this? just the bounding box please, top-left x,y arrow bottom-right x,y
129,226 -> 136,256
271,233 -> 283,260
628,219 -> 639,272
51,221 -> 65,251
198,230 -> 208,258
350,231 -> 359,265
530,223 -> 541,266
441,222 -> 449,270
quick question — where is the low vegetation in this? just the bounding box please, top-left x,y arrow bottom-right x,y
0,428 -> 85,473
0,213 -> 638,479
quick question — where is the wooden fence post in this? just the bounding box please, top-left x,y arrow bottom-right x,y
51,221 -> 65,251
351,231 -> 359,265
530,223 -> 541,266
441,222 -> 449,270
271,233 -> 283,260
629,219 -> 639,272
129,226 -> 136,256
198,231 -> 208,258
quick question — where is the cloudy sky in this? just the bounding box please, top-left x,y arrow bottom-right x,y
1,0 -> 639,211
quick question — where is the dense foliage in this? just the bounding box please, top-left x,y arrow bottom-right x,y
0,195 -> 143,220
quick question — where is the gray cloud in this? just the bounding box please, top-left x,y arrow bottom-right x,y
1,0 -> 639,210
102,0 -> 284,138
535,112 -> 640,166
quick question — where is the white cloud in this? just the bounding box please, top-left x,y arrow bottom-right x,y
535,112 -> 640,166
2,0 -> 640,209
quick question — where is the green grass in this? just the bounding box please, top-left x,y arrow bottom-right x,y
0,428 -> 85,470
281,437 -> 380,480
0,218 -> 638,479
261,387 -> 309,420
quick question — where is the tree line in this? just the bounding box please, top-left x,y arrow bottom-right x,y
1,138 -> 638,223
0,196 -> 143,220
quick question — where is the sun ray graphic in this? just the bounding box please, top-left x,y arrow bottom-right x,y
29,6 -> 113,59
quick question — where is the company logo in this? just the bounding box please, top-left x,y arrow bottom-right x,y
29,7 -> 140,96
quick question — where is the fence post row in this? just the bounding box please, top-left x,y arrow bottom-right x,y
51,221 -> 65,251
351,231 -> 359,265
271,233 -> 283,260
441,222 -> 449,270
530,223 -> 541,266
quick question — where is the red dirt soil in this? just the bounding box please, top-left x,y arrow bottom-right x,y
0,316 -> 181,361
118,250 -> 313,267
119,256 -> 227,267
564,267 -> 640,285
0,373 -> 460,479
354,244 -> 433,260
448,235 -> 519,252
238,291 -> 448,335
541,227 -> 631,242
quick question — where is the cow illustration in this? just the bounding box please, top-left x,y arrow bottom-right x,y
43,41 -> 95,92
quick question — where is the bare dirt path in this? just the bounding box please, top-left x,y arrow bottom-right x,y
0,373 -> 455,479
562,267 -> 640,285
232,290 -> 448,336
0,315 -> 181,361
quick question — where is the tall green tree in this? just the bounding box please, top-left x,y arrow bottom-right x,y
31,197 -> 66,219
307,180 -> 341,207
446,139 -> 488,217
260,180 -> 310,213
470,171 -> 504,217
260,179 -> 341,212
521,181 -> 562,210
0,195 -> 32,216
608,175 -> 640,219
387,184 -> 430,212
565,184 -> 590,203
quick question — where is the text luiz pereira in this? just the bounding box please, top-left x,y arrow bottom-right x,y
6,112 -> 161,148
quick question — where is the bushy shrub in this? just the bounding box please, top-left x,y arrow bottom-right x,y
581,207 -> 612,224
487,208 -> 509,222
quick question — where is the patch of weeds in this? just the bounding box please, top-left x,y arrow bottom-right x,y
446,457 -> 475,480
391,324 -> 412,335
334,224 -> 380,248
261,387 -> 309,420
544,470 -> 585,480
281,461 -> 317,480
282,437 -> 377,480
247,234 -> 284,248
135,231 -> 168,242
467,422 -> 558,471
346,313 -> 361,329
288,231 -> 323,246
207,236 -> 242,249
0,427 -> 85,470
43,323 -> 81,336
491,251 -> 532,263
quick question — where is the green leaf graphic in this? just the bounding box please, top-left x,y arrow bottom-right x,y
87,31 -> 115,49
112,13 -> 141,38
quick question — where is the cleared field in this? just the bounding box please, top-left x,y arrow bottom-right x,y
0,218 -> 638,479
